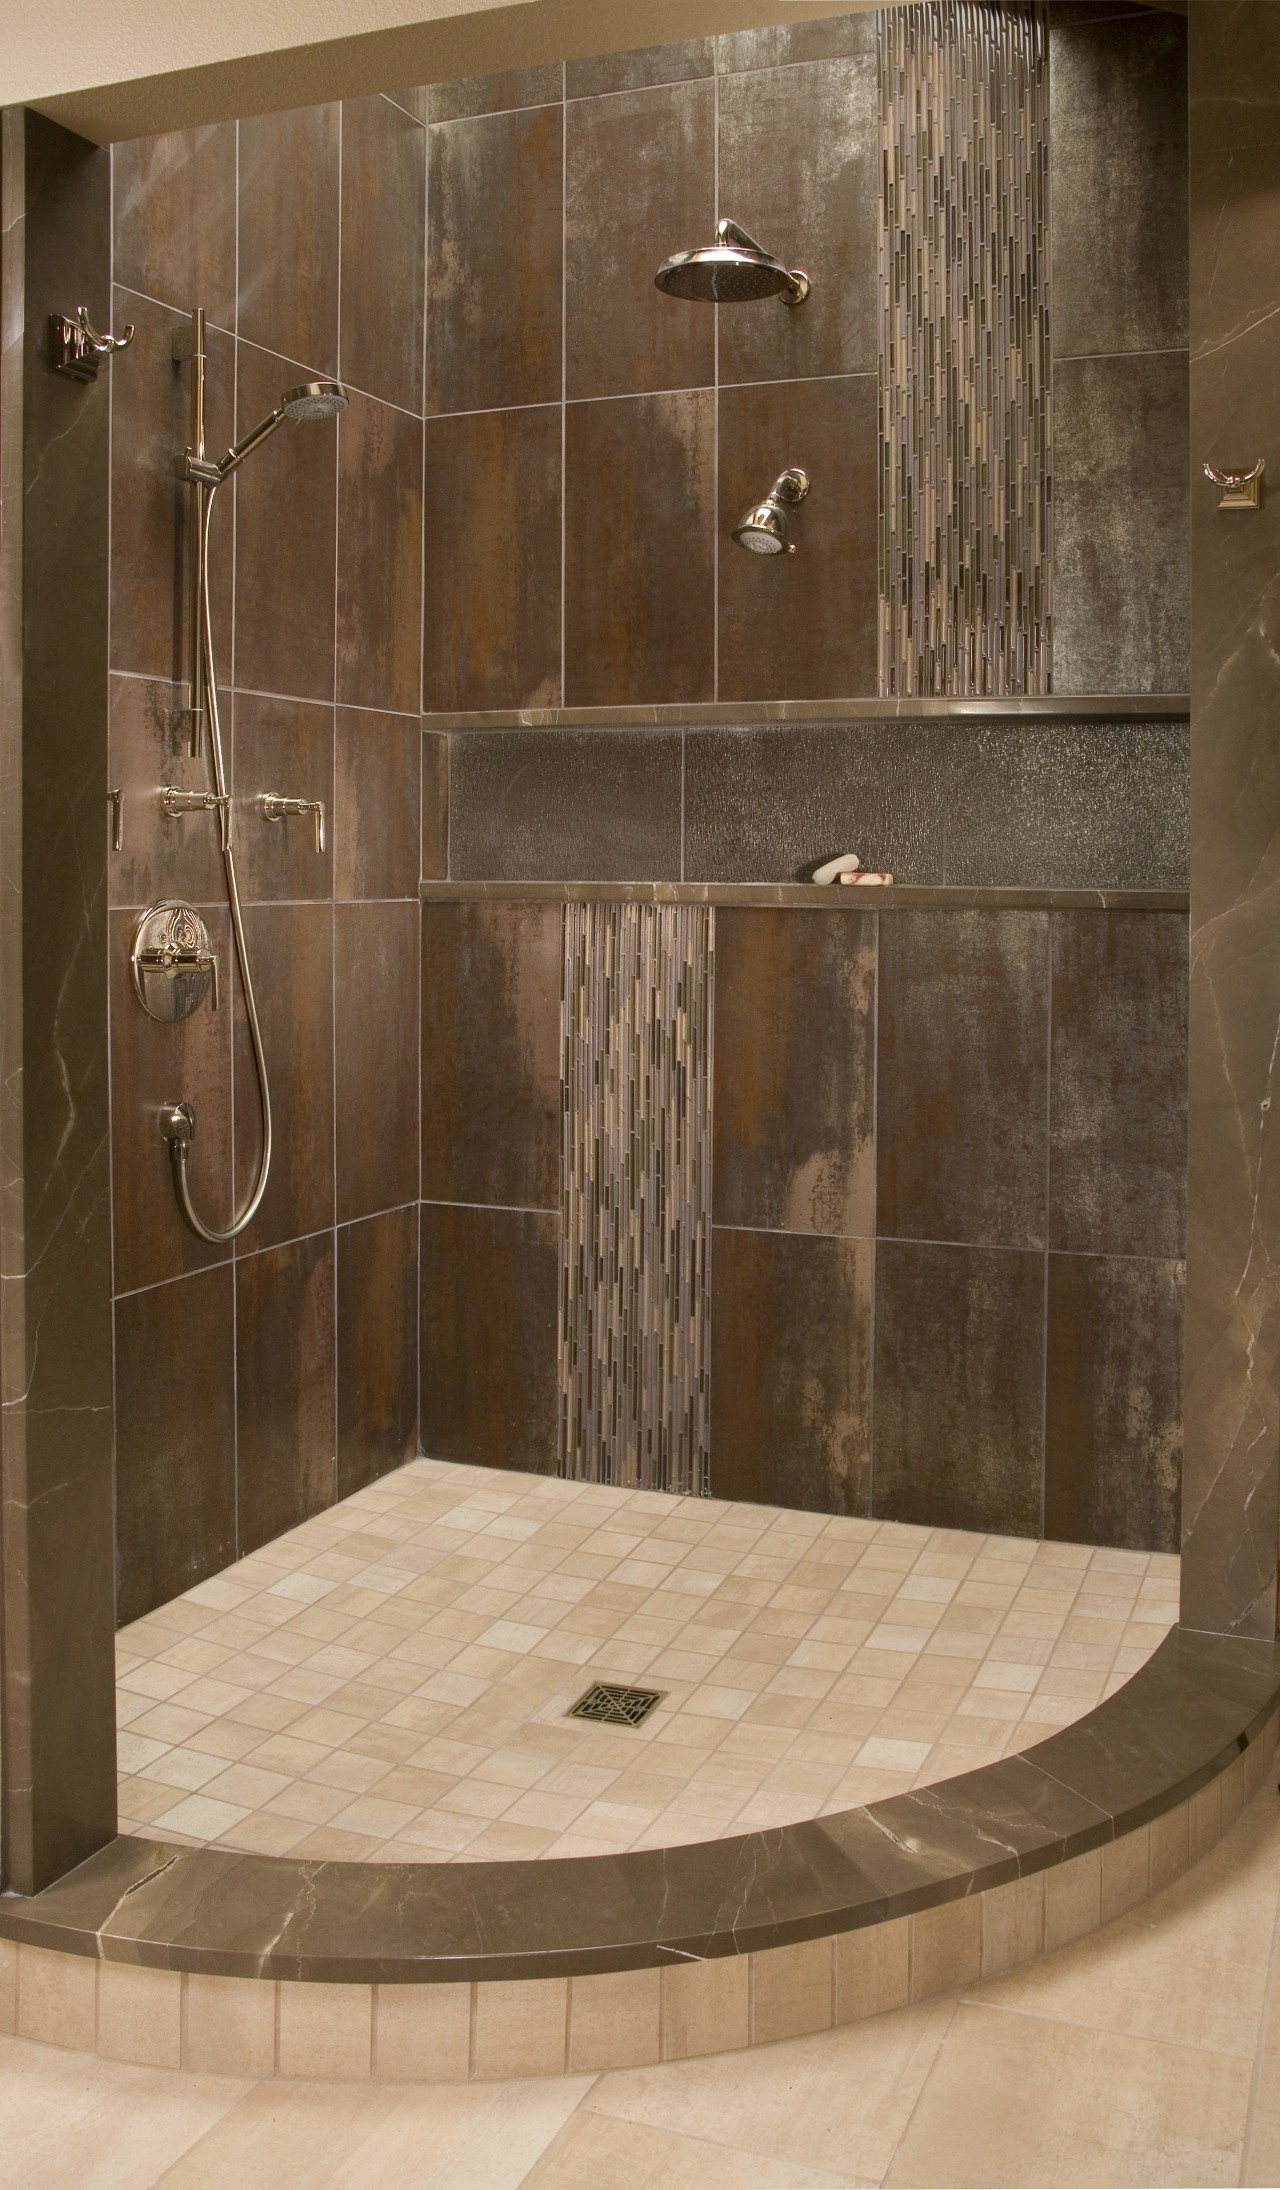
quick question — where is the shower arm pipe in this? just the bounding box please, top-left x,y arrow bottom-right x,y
163,474 -> 275,1245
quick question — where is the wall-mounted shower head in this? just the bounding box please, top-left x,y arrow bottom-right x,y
198,378 -> 349,481
732,468 -> 810,556
655,219 -> 810,306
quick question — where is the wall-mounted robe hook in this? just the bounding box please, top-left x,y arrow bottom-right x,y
1204,458 -> 1265,510
49,305 -> 135,383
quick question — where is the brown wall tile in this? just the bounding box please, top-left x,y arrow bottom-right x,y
232,903 -> 334,1252
108,675 -> 226,911
334,708 -> 421,900
717,15 -> 877,71
427,105 -> 563,414
1050,912 -> 1188,1257
711,1227 -> 872,1513
337,1207 -> 419,1498
233,341 -> 338,703
717,375 -> 878,700
717,54 -> 879,386
428,65 -> 563,123
564,390 -> 714,705
1052,350 -> 1191,695
877,911 -> 1050,1249
422,406 -> 560,712
110,294 -> 233,682
339,95 -> 425,411
113,122 -> 237,326
1050,10 -> 1188,358
873,1240 -> 1045,1536
238,105 -> 340,373
445,728 -> 682,880
421,732 -> 449,880
336,391 -> 423,715
231,692 -> 334,902
565,79 -> 714,399
713,906 -> 875,1236
1046,1253 -> 1183,1553
115,1267 -> 236,1623
335,902 -> 420,1222
110,905 -> 233,1293
567,40 -> 713,97
236,1232 -> 336,1553
421,901 -> 562,1209
420,1204 -> 559,1471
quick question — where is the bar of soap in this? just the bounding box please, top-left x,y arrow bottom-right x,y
812,852 -> 861,884
840,871 -> 893,886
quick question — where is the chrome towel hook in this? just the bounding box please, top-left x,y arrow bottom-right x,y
1204,457 -> 1265,510
49,304 -> 135,383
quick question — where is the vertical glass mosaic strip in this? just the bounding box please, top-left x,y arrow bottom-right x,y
879,0 -> 1051,696
559,903 -> 713,1497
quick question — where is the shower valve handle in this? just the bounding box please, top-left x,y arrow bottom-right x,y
260,792 -> 325,854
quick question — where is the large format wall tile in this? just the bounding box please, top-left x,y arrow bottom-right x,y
1050,911 -> 1188,1258
421,901 -> 562,1211
873,1241 -> 1045,1537
338,95 -> 425,412
564,390 -> 714,705
565,78 -> 714,399
447,729 -> 682,880
238,105 -> 340,374
1046,1252 -> 1183,1555
110,293 -> 233,683
109,905 -> 233,1293
108,675 -> 226,911
420,1203 -> 559,1472
1053,351 -> 1191,695
337,1206 -> 419,1498
566,39 -> 713,97
428,64 -> 563,123
427,104 -> 563,415
335,902 -> 420,1223
423,406 -> 561,713
233,341 -> 338,703
938,718 -> 1190,892
115,1267 -> 237,1623
717,53 -> 879,386
231,693 -> 334,903
717,15 -> 876,72
232,902 -> 335,1253
876,911 -> 1050,1249
112,121 -> 237,328
683,722 -> 949,884
713,906 -> 875,1236
336,390 -> 423,716
711,1227 -> 872,1514
333,708 -> 421,901
717,374 -> 878,700
1050,8 -> 1188,359
236,1231 -> 337,1553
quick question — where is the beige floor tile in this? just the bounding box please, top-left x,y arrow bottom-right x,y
0,2031 -> 247,2190
149,2076 -> 593,2190
883,2002 -> 1252,2188
972,1795 -> 1280,2057
519,2108 -> 861,2187
591,2000 -> 953,2181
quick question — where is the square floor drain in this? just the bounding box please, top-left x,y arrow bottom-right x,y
567,1681 -> 666,1729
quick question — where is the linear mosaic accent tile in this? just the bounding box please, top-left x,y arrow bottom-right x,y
559,903 -> 713,1495
879,0 -> 1052,696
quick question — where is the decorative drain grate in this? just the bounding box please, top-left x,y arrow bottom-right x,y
567,1682 -> 665,1729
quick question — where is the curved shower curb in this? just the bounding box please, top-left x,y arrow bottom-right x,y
0,1628 -> 1277,2078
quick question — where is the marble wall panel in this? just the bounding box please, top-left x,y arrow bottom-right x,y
1182,0 -> 1280,1637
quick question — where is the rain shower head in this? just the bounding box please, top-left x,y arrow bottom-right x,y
204,379 -> 349,480
655,219 -> 810,306
732,468 -> 810,556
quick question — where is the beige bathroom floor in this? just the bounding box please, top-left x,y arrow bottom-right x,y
5,1771 -> 1280,2186
115,1458 -> 1178,1863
